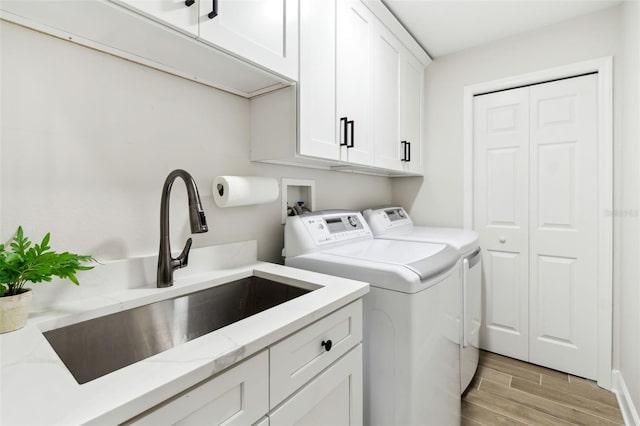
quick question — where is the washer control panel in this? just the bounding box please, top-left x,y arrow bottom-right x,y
362,206 -> 413,235
302,213 -> 371,245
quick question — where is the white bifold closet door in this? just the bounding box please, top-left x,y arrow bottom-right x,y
474,74 -> 598,379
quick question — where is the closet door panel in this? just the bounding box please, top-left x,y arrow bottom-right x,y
473,87 -> 530,361
528,74 -> 599,379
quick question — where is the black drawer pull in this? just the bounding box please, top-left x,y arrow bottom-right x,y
401,141 -> 411,162
184,0 -> 195,7
208,0 -> 218,19
347,120 -> 354,148
321,340 -> 333,352
340,117 -> 348,146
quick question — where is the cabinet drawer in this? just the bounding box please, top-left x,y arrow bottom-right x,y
127,350 -> 268,426
269,300 -> 363,408
270,344 -> 363,426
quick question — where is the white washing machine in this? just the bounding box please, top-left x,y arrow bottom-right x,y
363,206 -> 482,394
284,210 -> 461,426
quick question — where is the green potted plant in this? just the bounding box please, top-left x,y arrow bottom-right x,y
0,226 -> 95,333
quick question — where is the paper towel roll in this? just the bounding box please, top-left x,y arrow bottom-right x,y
213,176 -> 279,208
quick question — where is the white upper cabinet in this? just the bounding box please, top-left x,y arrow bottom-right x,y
0,0 -> 293,97
399,47 -> 424,174
372,23 -> 424,174
116,0 -> 298,79
298,0 -> 340,161
119,0 -> 299,80
251,0 -> 430,176
372,21 -> 403,171
336,0 -> 375,166
198,0 -> 298,80
115,0 -> 199,36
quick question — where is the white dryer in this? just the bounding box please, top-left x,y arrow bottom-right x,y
363,206 -> 482,394
284,210 -> 461,426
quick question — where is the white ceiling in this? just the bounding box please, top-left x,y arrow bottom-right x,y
382,0 -> 622,58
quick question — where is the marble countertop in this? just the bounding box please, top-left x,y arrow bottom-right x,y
0,242 -> 369,426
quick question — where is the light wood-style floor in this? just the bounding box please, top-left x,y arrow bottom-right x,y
462,351 -> 625,426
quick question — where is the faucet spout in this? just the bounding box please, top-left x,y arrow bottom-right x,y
157,169 -> 208,288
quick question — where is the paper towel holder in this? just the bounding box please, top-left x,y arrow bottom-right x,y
213,176 -> 279,208
282,178 -> 315,224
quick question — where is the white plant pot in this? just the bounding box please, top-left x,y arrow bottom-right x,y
0,289 -> 32,333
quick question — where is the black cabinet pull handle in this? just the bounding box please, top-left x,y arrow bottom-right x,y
340,117 -> 348,146
208,0 -> 218,19
184,0 -> 195,6
401,141 -> 408,161
321,340 -> 333,351
407,141 -> 411,162
347,120 -> 354,148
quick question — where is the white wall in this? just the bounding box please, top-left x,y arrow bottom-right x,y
619,0 -> 640,416
0,21 -> 392,267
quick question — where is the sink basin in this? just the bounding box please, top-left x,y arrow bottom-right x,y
43,276 -> 312,384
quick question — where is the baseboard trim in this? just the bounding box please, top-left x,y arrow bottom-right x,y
612,370 -> 640,425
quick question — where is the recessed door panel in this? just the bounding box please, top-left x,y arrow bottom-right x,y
485,250 -> 521,332
536,255 -> 576,345
538,95 -> 576,127
486,148 -> 519,226
537,142 -> 576,230
487,104 -> 519,133
479,249 -> 528,360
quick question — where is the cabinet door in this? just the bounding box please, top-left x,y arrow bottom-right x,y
114,0 -> 199,36
269,345 -> 363,426
127,351 -> 269,426
399,49 -> 423,174
372,21 -> 403,171
336,0 -> 374,166
298,0 -> 340,161
198,0 -> 298,80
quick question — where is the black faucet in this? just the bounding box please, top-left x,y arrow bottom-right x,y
157,169 -> 208,288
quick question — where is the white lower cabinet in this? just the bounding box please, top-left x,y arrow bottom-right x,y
126,300 -> 363,426
126,351 -> 269,426
269,345 -> 363,426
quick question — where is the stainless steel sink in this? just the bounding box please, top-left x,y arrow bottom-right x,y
43,276 -> 312,384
